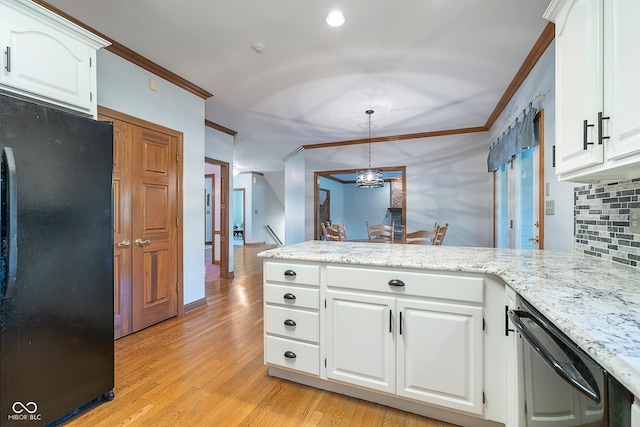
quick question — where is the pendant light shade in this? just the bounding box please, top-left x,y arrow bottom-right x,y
356,110 -> 384,189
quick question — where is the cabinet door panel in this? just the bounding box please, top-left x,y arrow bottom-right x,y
326,291 -> 395,394
0,3 -> 93,112
397,299 -> 483,415
554,0 -> 604,176
604,0 -> 640,161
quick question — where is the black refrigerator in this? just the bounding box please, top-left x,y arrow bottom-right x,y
0,93 -> 114,426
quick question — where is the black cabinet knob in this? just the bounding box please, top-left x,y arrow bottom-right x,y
284,351 -> 297,359
388,279 -> 405,287
283,293 -> 296,300
284,319 -> 296,327
284,270 -> 297,277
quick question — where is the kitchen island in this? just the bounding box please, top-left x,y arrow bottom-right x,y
258,241 -> 640,424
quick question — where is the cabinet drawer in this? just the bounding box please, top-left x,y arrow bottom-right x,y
326,265 -> 484,304
265,335 -> 319,376
265,305 -> 319,343
265,283 -> 319,309
264,261 -> 319,286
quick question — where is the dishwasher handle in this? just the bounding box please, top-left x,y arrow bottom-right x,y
508,309 -> 600,402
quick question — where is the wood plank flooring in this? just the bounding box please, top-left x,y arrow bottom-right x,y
65,244 -> 459,426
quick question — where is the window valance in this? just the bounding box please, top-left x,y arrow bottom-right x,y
487,105 -> 538,172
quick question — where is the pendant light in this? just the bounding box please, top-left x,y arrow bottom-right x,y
355,110 -> 384,189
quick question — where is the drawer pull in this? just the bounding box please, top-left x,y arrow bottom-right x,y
283,293 -> 296,300
388,279 -> 405,287
284,319 -> 297,327
284,351 -> 297,359
284,269 -> 297,277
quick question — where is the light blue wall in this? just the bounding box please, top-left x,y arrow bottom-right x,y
343,183 -> 392,240
318,176 -> 345,226
97,49 -> 207,304
285,153 -> 306,245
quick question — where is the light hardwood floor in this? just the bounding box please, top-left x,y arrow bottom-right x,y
65,244 -> 459,426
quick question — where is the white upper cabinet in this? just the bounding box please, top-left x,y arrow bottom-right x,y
545,0 -> 640,182
0,0 -> 109,117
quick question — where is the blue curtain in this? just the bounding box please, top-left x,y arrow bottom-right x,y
487,105 -> 538,172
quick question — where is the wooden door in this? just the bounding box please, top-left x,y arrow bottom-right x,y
219,162 -> 228,277
131,127 -> 178,331
112,118 -> 133,339
100,107 -> 182,338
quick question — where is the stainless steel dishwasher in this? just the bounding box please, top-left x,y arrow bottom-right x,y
508,297 -> 632,427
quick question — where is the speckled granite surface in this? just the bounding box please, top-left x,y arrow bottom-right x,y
259,240 -> 640,397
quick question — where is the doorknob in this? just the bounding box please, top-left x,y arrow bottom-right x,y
135,239 -> 151,246
116,239 -> 131,247
528,236 -> 540,243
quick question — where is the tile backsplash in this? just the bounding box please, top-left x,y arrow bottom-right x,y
575,178 -> 640,268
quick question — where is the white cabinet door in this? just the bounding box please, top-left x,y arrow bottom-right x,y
0,0 -> 107,116
326,290 -> 396,394
603,0 -> 640,161
396,298 -> 483,415
552,0 -> 604,176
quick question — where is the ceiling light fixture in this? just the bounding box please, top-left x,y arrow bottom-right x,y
325,11 -> 345,27
356,110 -> 384,189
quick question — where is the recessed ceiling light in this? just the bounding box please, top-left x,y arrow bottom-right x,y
325,11 -> 345,27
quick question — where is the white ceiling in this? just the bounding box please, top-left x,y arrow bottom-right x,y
44,0 -> 551,173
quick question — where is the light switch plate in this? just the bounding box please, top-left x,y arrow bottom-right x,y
545,200 -> 555,215
631,209 -> 640,233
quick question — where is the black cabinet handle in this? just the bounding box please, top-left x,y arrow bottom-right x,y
4,47 -> 10,72
389,310 -> 392,333
283,293 -> 296,300
583,119 -> 595,150
284,351 -> 297,359
284,270 -> 297,277
598,112 -> 610,145
284,319 -> 296,327
399,312 -> 403,335
388,279 -> 405,287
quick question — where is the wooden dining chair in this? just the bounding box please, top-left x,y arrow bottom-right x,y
322,221 -> 347,241
401,226 -> 430,244
366,221 -> 395,242
431,223 -> 448,245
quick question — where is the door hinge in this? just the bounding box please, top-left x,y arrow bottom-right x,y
89,57 -> 92,67
324,358 -> 327,368
176,282 -> 179,293
176,152 -> 180,162
483,391 -> 486,404
90,91 -> 93,102
176,217 -> 180,227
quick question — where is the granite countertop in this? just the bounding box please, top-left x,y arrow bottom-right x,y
258,240 -> 640,397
